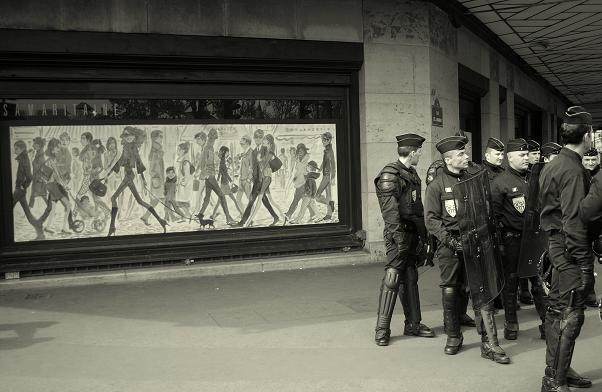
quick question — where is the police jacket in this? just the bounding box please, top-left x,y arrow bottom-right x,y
374,160 -> 426,239
540,148 -> 591,265
482,160 -> 505,182
424,166 -> 468,246
491,166 -> 528,232
580,169 -> 602,237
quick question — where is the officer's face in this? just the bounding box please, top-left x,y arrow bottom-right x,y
528,151 -> 540,164
583,156 -> 599,170
485,150 -> 504,166
507,151 -> 529,171
409,148 -> 422,166
446,149 -> 469,170
544,154 -> 558,163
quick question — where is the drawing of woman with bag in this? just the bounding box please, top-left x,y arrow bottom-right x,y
211,146 -> 243,219
105,126 -> 167,237
37,138 -> 76,235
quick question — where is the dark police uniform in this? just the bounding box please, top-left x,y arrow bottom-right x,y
540,106 -> 595,392
490,138 -> 546,340
425,135 -> 510,364
581,147 -> 600,308
519,139 -> 543,304
482,137 -> 505,182
373,133 -> 434,346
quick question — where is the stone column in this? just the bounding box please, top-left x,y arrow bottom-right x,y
360,0 -> 459,259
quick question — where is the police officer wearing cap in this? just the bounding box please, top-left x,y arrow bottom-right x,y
373,133 -> 435,346
540,106 -> 595,392
491,138 -> 547,341
519,139 -> 543,304
527,139 -> 541,168
483,137 -> 505,181
424,136 -> 510,363
582,147 -> 600,177
541,142 -> 562,163
580,147 -> 600,309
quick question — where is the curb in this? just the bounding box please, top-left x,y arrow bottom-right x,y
0,249 -> 378,290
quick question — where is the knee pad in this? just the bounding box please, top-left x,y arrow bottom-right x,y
384,268 -> 401,290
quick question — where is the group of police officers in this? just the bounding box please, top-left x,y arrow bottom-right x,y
374,105 -> 601,392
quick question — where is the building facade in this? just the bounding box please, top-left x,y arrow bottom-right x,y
0,0 -> 567,275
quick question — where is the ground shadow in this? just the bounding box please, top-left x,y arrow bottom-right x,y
0,321 -> 57,350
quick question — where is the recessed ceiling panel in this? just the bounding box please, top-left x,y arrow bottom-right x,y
458,0 -> 602,123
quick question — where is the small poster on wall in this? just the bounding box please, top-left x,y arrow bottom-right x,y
432,90 -> 443,127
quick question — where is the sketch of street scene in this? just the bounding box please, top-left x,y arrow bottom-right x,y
10,123 -> 338,242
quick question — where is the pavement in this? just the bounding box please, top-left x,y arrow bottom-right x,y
1,261 -> 601,392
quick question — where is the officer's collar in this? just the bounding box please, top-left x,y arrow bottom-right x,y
559,147 -> 583,162
483,160 -> 503,172
443,165 -> 464,178
507,165 -> 527,178
396,159 -> 414,172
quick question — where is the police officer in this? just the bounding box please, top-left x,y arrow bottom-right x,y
374,134 -> 435,346
425,136 -> 509,363
520,139 -> 543,305
581,147 -> 599,308
582,147 -> 600,177
482,137 -> 505,181
491,138 -> 547,340
527,139 -> 541,168
541,142 -> 562,163
540,106 -> 594,391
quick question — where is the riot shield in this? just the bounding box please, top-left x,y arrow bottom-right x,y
518,162 -> 548,278
453,172 -> 505,310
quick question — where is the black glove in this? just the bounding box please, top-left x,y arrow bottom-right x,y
445,237 -> 463,252
579,267 -> 595,294
416,239 -> 429,267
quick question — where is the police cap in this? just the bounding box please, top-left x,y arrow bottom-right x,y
564,106 -> 592,125
541,142 -> 562,157
396,133 -> 425,148
527,139 -> 540,152
436,136 -> 468,154
506,138 -> 529,153
486,137 -> 504,152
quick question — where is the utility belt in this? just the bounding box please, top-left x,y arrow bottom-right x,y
398,220 -> 416,232
502,229 -> 522,239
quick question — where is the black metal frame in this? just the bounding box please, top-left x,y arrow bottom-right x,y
0,29 -> 364,273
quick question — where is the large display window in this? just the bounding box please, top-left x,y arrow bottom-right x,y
0,30 -> 364,274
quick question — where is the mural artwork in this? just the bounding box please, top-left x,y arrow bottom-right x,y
10,124 -> 338,242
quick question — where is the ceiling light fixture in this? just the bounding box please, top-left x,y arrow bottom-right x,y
529,40 -> 550,50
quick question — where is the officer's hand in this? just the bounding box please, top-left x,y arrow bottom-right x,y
450,238 -> 463,252
416,239 -> 428,267
579,267 -> 595,294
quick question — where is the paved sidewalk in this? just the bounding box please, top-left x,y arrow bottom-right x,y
1,263 -> 601,392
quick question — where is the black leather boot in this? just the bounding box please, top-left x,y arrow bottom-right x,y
442,287 -> 463,355
480,306 -> 510,364
400,266 -> 435,338
503,274 -> 519,340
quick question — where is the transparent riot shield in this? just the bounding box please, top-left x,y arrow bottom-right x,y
453,171 -> 505,310
518,162 -> 548,278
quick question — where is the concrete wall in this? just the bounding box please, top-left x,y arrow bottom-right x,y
457,27 -> 567,153
0,0 -> 567,262
0,0 -> 363,42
